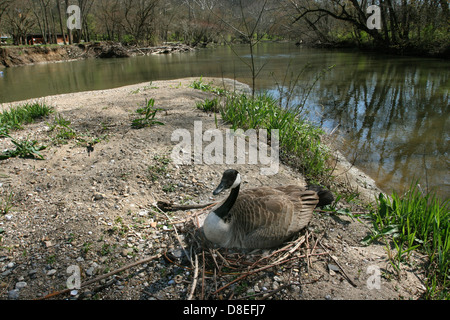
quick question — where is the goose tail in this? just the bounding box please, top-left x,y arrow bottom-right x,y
307,185 -> 334,208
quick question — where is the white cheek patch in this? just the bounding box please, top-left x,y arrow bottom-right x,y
231,173 -> 241,189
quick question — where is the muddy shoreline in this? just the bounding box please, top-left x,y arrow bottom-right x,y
0,42 -> 194,68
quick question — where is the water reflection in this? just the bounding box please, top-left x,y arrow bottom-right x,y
0,43 -> 448,199
309,56 -> 449,199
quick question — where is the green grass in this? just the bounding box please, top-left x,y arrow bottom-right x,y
0,190 -> 14,215
0,102 -> 54,133
196,98 -> 220,113
47,114 -> 77,145
220,93 -> 330,180
0,103 -> 51,160
147,154 -> 171,182
364,183 -> 449,299
131,99 -> 165,129
190,77 -> 227,95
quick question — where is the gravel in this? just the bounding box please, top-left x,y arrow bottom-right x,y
0,78 -> 426,300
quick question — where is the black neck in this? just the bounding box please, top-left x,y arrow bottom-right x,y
214,184 -> 240,220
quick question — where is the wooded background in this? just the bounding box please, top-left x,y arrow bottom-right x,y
0,0 -> 448,56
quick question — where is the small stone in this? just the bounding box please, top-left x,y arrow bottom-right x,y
15,282 -> 27,290
8,289 -> 20,300
273,275 -> 283,282
122,248 -> 133,257
86,267 -> 95,276
28,269 -> 38,278
93,193 -> 105,201
47,269 -> 57,276
328,264 -> 339,273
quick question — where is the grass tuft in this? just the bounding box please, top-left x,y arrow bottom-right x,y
0,102 -> 53,133
220,93 -> 330,180
364,182 -> 449,299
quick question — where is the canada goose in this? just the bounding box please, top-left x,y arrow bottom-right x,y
203,169 -> 334,249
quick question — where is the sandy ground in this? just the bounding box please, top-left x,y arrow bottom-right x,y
0,78 -> 427,300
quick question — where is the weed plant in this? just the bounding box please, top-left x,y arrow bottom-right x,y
0,102 -> 53,133
190,77 -> 227,96
47,114 -> 77,144
196,98 -> 220,113
0,136 -> 46,160
132,99 -> 164,129
364,183 -> 449,299
0,190 -> 14,215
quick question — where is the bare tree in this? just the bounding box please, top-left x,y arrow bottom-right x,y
0,0 -> 12,24
212,0 -> 279,97
120,0 -> 160,44
289,0 -> 449,52
4,0 -> 35,45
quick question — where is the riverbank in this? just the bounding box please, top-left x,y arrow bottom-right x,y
0,42 -> 195,68
0,78 -> 427,300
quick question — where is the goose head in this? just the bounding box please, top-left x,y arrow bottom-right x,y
213,169 -> 241,195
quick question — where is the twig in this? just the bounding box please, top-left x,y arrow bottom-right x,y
201,250 -> 206,300
157,200 -> 216,212
305,230 -> 311,271
37,253 -> 162,300
156,206 -> 193,268
261,283 -> 292,300
212,256 -> 298,295
319,242 -> 357,288
250,240 -> 296,268
188,254 -> 199,300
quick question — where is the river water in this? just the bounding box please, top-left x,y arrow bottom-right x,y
0,43 -> 448,199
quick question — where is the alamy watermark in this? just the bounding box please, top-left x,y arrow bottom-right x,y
67,5 -> 82,30
367,5 -> 382,30
170,121 -> 280,176
366,265 -> 381,290
67,4 -> 382,33
66,265 -> 81,290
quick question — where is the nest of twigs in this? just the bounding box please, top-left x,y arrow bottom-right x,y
39,201 -> 354,300
160,201 -> 352,300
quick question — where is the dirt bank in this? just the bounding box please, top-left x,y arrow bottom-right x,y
0,42 -> 194,68
0,78 -> 426,300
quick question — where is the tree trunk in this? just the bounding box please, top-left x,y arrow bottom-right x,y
57,0 -> 67,45
65,0 -> 73,44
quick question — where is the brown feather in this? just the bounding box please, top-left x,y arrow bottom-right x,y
222,185 -> 318,248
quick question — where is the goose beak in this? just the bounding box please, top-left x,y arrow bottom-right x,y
213,182 -> 225,195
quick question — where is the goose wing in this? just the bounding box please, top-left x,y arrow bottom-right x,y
229,186 -> 319,248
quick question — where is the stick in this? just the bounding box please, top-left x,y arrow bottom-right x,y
188,255 -> 199,300
201,251 -> 206,300
212,256 -> 298,295
157,206 -> 194,268
319,242 -> 357,288
37,253 -> 162,300
157,201 -> 216,212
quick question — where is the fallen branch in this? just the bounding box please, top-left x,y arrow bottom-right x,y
187,254 -> 199,300
157,200 -> 216,212
37,253 -> 162,300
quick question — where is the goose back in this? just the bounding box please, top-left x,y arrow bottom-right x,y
212,185 -> 319,248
